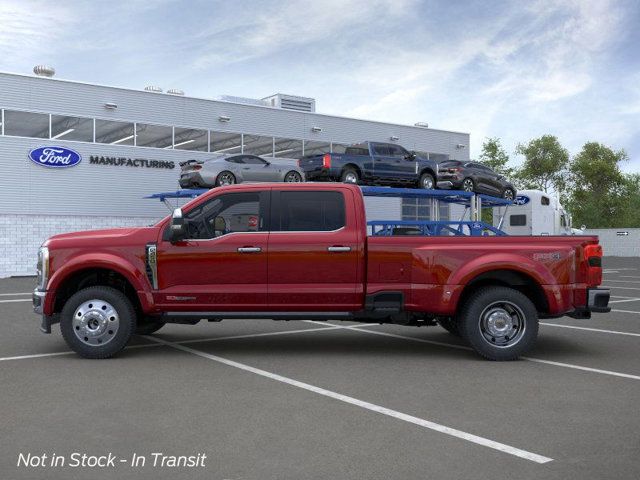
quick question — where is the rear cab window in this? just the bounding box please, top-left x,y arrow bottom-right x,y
273,191 -> 346,231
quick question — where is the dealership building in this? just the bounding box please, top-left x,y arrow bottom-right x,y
0,68 -> 470,277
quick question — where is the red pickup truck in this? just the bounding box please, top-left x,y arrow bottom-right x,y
33,183 -> 610,360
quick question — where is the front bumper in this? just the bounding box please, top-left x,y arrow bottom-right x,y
33,289 -> 58,334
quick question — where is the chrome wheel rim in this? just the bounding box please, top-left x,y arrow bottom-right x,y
421,176 -> 434,189
285,171 -> 302,182
218,172 -> 235,185
462,179 -> 474,191
478,301 -> 526,348
503,189 -> 514,200
343,172 -> 358,184
72,299 -> 120,347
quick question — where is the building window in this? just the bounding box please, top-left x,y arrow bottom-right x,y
331,143 -> 349,154
173,127 -> 208,151
51,114 -> 93,142
243,135 -> 274,156
273,137 -> 303,159
303,140 -> 331,156
210,131 -> 242,154
95,119 -> 134,145
135,123 -> 173,149
3,110 -> 49,138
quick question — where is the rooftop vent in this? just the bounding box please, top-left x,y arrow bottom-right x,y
167,89 -> 184,96
262,93 -> 316,113
144,85 -> 163,93
414,122 -> 429,128
217,95 -> 270,107
33,65 -> 55,77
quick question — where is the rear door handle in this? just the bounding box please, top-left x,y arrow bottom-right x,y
238,246 -> 262,253
327,246 -> 351,252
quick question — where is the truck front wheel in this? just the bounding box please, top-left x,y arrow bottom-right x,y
459,286 -> 538,361
60,286 -> 135,359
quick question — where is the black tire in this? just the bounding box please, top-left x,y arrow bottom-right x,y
461,178 -> 475,192
437,317 -> 461,337
418,172 -> 436,190
340,167 -> 360,184
502,188 -> 515,200
284,171 -> 303,183
215,171 -> 236,187
60,286 -> 135,359
135,318 -> 166,335
458,286 -> 538,361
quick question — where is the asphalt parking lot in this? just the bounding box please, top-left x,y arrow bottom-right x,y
1,257 -> 639,480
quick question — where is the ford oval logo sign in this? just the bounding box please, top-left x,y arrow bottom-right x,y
28,146 -> 82,168
514,195 -> 530,206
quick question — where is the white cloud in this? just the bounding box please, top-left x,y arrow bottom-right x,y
0,1 -> 74,66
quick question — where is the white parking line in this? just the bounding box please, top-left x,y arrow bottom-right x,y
315,323 -> 640,381
612,309 -> 640,315
603,286 -> 640,291
144,334 -> 553,464
540,323 -> 640,337
605,280 -> 640,285
609,298 -> 640,304
617,275 -> 640,279
0,324 -> 361,362
0,292 -> 33,296
0,299 -> 32,304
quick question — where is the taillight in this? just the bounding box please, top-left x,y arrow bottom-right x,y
322,153 -> 331,168
582,244 -> 603,286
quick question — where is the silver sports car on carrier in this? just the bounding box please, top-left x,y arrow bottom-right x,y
179,154 -> 305,188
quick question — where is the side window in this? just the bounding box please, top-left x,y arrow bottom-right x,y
183,192 -> 262,239
277,191 -> 345,231
387,145 -> 407,158
510,214 -> 527,226
226,156 -> 244,164
243,156 -> 268,165
373,144 -> 390,156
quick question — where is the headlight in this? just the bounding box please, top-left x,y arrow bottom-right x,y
36,246 -> 50,290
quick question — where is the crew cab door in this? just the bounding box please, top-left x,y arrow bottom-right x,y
267,188 -> 362,310
155,190 -> 270,310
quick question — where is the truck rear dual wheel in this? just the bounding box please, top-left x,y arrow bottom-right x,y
459,286 -> 538,361
60,286 -> 135,359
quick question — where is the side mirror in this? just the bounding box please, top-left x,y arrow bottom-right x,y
581,225 -> 586,231
404,152 -> 416,160
169,208 -> 186,242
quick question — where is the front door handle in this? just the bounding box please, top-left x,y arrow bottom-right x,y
327,246 -> 351,252
238,246 -> 262,253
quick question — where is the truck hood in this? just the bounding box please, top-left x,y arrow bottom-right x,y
44,226 -> 160,249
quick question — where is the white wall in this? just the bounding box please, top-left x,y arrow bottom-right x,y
583,228 -> 640,257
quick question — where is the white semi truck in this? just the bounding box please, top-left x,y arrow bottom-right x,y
493,189 -> 583,236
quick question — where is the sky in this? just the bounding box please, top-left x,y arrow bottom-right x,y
1,0 -> 639,171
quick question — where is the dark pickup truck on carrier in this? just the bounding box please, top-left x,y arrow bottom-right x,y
299,141 -> 439,189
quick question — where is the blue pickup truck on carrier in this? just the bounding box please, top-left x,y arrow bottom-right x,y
298,141 -> 439,189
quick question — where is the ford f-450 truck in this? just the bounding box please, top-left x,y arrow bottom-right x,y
33,183 -> 610,360
299,142 -> 438,189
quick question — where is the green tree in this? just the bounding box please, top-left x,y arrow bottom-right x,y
515,135 -> 569,194
567,142 -> 629,228
619,174 -> 640,227
479,137 -> 514,177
